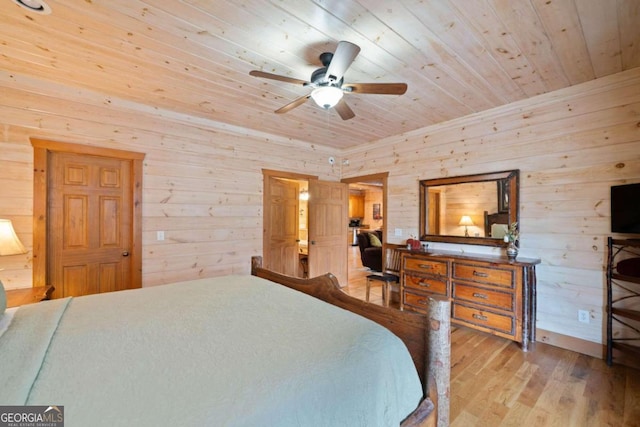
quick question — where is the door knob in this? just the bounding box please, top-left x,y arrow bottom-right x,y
311,241 -> 316,245
122,251 -> 130,257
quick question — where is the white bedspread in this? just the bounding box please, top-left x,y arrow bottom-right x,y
0,275 -> 422,426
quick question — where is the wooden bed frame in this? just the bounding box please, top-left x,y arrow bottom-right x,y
251,256 -> 451,427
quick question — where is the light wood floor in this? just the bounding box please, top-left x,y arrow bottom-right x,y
344,246 -> 640,427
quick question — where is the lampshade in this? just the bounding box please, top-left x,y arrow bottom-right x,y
0,219 -> 27,256
458,216 -> 474,226
310,86 -> 343,109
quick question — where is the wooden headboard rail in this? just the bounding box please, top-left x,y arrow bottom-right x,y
251,256 -> 451,427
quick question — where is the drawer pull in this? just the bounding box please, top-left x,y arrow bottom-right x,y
418,264 -> 433,269
472,292 -> 488,299
473,271 -> 488,278
418,281 -> 431,288
472,313 -> 488,321
417,299 -> 428,305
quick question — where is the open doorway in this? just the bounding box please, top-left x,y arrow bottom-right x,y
341,173 -> 388,290
263,170 -> 348,285
262,171 -> 311,278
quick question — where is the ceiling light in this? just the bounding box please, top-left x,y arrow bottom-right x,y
11,0 -> 51,14
310,86 -> 343,109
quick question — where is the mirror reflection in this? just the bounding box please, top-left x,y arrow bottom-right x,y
419,170 -> 519,247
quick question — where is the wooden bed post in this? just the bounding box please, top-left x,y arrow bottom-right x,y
426,297 -> 451,427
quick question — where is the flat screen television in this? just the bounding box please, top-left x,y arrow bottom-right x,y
611,183 -> 640,233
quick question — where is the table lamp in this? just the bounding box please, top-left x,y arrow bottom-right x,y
458,215 -> 474,237
0,219 -> 27,290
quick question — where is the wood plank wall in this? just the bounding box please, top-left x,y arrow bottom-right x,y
0,72 -> 339,289
1,67 -> 639,357
342,67 -> 640,354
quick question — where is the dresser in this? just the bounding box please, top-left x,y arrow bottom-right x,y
400,249 -> 540,350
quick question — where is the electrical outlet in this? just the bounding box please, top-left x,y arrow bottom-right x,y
578,310 -> 590,324
395,228 -> 403,237
157,231 -> 165,241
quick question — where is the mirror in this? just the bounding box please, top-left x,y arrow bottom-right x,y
419,170 -> 519,247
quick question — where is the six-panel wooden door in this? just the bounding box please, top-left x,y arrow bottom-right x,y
48,151 -> 136,297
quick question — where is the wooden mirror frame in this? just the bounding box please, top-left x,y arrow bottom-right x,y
419,170 -> 519,247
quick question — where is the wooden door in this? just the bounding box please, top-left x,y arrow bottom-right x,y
264,176 -> 300,276
48,151 -> 136,297
308,180 -> 348,286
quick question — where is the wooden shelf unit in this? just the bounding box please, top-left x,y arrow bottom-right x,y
606,237 -> 640,366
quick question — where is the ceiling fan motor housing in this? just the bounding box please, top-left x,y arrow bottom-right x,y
319,52 -> 333,66
310,67 -> 343,88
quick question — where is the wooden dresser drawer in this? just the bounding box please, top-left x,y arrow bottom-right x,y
403,290 -> 433,312
453,262 -> 515,288
452,283 -> 514,311
404,257 -> 448,276
452,303 -> 515,336
405,274 -> 448,296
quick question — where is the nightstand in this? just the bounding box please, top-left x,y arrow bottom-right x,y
6,285 -> 54,308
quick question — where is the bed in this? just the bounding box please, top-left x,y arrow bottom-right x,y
0,257 -> 450,426
484,210 -> 509,238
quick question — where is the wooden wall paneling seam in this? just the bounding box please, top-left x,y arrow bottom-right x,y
617,0 -> 640,70
574,0 -> 622,78
449,0 -> 547,98
530,0 -> 595,85
488,0 -> 571,91
397,0 -> 522,105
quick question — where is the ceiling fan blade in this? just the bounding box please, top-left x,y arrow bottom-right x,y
334,99 -> 355,121
325,41 -> 361,82
343,82 -> 408,95
249,70 -> 309,86
275,94 -> 311,114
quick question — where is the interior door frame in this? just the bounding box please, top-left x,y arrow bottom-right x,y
341,172 -> 389,276
262,169 -> 317,271
31,139 -> 145,288
341,172 -> 389,236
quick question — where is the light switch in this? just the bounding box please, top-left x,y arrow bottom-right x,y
394,228 -> 402,237
157,231 -> 165,241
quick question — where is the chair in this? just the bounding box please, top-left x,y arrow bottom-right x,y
356,230 -> 383,271
366,245 -> 402,307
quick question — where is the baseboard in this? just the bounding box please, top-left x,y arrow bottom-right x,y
536,329 -> 640,370
535,328 -> 603,359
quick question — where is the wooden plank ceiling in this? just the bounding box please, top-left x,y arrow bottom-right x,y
2,0 -> 639,149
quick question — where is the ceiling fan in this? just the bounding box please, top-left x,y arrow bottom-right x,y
249,41 -> 407,120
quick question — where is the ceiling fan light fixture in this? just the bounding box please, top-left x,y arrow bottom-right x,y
310,86 -> 343,109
